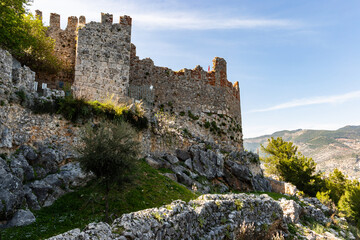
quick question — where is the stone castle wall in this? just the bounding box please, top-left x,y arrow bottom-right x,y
72,13 -> 132,102
129,44 -> 241,122
33,12 -> 243,149
34,11 -> 79,89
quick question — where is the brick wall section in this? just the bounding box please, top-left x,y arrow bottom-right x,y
73,13 -> 132,102
35,11 -> 79,89
129,44 -> 241,122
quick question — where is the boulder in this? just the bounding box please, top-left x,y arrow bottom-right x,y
175,149 -> 191,161
0,158 -> 24,220
5,209 -> 35,228
0,126 -> 12,148
145,157 -> 163,169
164,154 -> 179,164
19,145 -> 38,162
279,199 -> 301,224
28,180 -> 53,206
8,154 -> 34,182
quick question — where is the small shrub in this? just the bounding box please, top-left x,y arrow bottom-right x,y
204,121 -> 210,128
179,111 -> 185,116
0,100 -> 4,106
183,128 -> 191,137
159,104 -> 164,112
287,223 -> 297,235
235,221 -> 256,239
30,95 -> 148,130
31,98 -> 57,114
188,110 -> 199,121
15,90 -> 26,103
77,120 -> 140,222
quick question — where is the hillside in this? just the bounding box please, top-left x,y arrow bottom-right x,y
244,126 -> 360,179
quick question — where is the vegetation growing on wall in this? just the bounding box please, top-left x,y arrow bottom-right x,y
31,95 -> 148,130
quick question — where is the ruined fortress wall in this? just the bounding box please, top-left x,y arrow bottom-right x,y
129,44 -> 241,122
0,48 -> 35,103
73,14 -> 132,102
35,11 -> 79,89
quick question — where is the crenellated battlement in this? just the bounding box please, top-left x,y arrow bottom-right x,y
129,44 -> 242,123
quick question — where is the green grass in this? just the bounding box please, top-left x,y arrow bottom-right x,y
247,191 -> 297,201
0,160 -> 196,240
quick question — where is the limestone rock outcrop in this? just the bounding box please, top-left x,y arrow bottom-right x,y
147,144 -> 271,194
48,193 -> 287,240
0,143 -> 93,228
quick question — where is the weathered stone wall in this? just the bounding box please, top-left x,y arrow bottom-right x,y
0,48 -> 35,104
35,11 -> 80,89
130,44 -> 241,120
267,178 -> 297,196
73,13 -> 132,102
0,104 -> 79,151
130,44 -> 243,149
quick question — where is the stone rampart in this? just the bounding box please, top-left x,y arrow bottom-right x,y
35,11 -> 79,89
129,44 -> 241,122
30,11 -> 243,149
72,13 -> 132,102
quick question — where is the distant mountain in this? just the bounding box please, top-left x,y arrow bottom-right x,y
244,126 -> 360,179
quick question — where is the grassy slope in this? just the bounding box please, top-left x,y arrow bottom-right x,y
0,160 -> 197,240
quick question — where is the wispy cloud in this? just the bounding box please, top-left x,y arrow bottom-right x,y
29,0 -> 300,30
133,13 -> 298,30
251,90 -> 360,113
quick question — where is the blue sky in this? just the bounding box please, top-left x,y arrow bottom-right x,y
29,0 -> 360,138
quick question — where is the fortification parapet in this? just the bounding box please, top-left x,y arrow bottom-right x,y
50,13 -> 60,29
120,15 -> 132,26
79,16 -> 86,26
66,16 -> 78,31
101,13 -> 113,24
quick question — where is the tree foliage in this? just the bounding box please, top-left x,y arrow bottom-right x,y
324,168 -> 348,205
261,137 -> 323,196
0,0 -> 61,72
77,120 -> 140,222
338,184 -> 360,227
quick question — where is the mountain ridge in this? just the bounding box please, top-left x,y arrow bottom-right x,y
244,125 -> 360,179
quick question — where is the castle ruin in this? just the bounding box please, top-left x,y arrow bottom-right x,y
35,11 -> 243,149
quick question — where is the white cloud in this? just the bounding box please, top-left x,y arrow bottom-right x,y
250,90 -> 360,113
29,0 -> 299,30
132,14 -> 297,30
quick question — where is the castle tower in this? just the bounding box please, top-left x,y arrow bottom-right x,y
73,13 -> 132,102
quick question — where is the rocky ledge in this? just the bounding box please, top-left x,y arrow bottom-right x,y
48,193 -> 354,240
146,144 -> 271,194
0,143 -> 93,228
